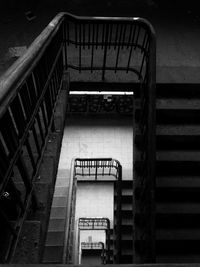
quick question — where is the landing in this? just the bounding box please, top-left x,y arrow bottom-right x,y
58,114 -> 133,180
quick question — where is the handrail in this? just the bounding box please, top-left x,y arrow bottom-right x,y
0,11 -> 156,263
78,217 -> 111,263
63,157 -> 77,263
0,13 -> 65,262
64,158 -> 121,264
0,13 -> 65,115
74,158 -> 121,180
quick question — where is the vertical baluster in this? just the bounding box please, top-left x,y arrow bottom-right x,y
102,23 -> 109,80
115,24 -> 123,72
67,21 -> 70,45
11,96 -> 26,139
114,23 -> 119,50
32,123 -> 41,157
121,23 -> 127,49
95,160 -> 98,180
63,21 -> 68,69
91,23 -> 95,73
41,101 -> 48,135
102,23 -> 105,49
127,24 -> 133,49
83,23 -> 85,49
109,23 -> 113,49
139,36 -> 149,77
75,22 -> 77,48
88,23 -> 91,49
25,137 -> 36,172
0,140 -> 9,181
126,24 -> 137,72
17,155 -> 38,210
96,24 -> 99,49
134,26 -> 141,50
79,23 -> 82,72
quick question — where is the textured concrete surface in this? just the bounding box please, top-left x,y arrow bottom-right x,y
0,1 -> 200,83
58,115 -> 133,179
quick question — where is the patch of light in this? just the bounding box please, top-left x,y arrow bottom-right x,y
69,91 -> 134,95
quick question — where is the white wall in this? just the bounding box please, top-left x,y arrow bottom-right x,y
74,181 -> 114,263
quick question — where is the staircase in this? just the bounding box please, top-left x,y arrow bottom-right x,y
135,83 -> 200,263
114,180 -> 134,263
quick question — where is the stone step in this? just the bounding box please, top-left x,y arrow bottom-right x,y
156,125 -> 200,135
49,207 -> 67,219
156,98 -> 200,110
156,176 -> 200,188
157,203 -> 200,214
157,229 -> 200,240
11,221 -> 40,263
42,246 -> 63,263
47,218 -> 66,232
157,151 -> 200,161
45,231 -> 65,246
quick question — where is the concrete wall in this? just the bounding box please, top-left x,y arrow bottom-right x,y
74,181 -> 114,263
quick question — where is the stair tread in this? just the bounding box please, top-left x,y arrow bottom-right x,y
157,151 -> 200,161
43,245 -> 63,263
157,229 -> 200,240
157,125 -> 200,135
157,203 -> 200,213
156,98 -> 200,109
156,176 -> 200,188
45,231 -> 65,246
48,218 -> 66,232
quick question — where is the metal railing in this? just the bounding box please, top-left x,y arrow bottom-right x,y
79,217 -> 111,263
63,13 -> 155,82
64,158 -> 77,264
64,158 -> 122,264
81,242 -> 106,264
74,158 -> 120,180
0,12 -> 156,263
0,14 -> 65,262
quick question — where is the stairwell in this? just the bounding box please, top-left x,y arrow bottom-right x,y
135,83 -> 200,263
114,180 -> 134,263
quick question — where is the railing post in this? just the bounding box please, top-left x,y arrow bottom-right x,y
95,160 -> 98,180
116,163 -> 122,263
102,23 -> 109,81
106,219 -> 111,263
17,155 -> 38,211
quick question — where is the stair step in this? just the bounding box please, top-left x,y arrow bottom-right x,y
43,246 -> 63,263
52,196 -> 68,207
156,84 -> 200,99
157,151 -> 200,161
12,221 -> 40,263
48,219 -> 66,232
115,188 -> 133,196
136,135 -> 200,150
121,203 -> 133,211
136,161 -> 200,176
156,176 -> 200,188
54,186 -> 69,196
156,254 -> 200,263
156,187 -> 200,202
157,203 -> 200,214
157,125 -> 200,135
156,98 -> 200,110
50,207 -> 66,219
45,231 -> 65,246
157,229 -> 200,240
136,109 -> 200,124
156,214 -> 200,228
156,240 -> 200,254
